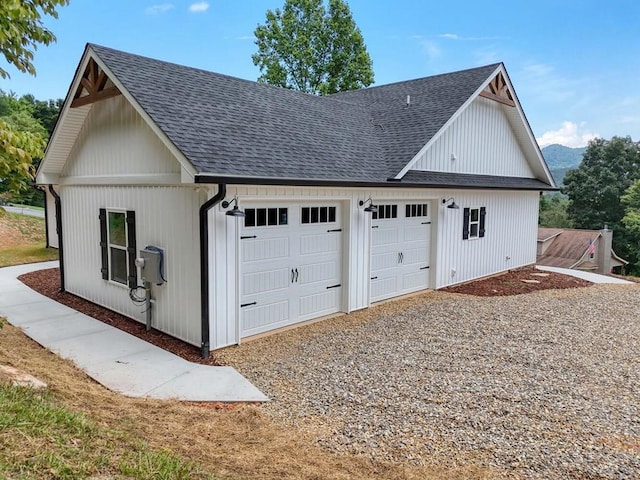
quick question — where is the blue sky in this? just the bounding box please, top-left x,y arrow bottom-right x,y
1,0 -> 638,148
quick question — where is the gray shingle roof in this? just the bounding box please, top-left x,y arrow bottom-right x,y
90,44 -> 549,189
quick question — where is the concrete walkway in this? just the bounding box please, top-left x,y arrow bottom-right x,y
0,262 -> 267,402
2,205 -> 45,218
536,265 -> 633,284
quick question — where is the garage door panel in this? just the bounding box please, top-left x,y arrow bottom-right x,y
370,201 -> 431,303
242,237 -> 290,263
242,300 -> 289,335
300,232 -> 339,255
240,202 -> 343,338
299,289 -> 341,318
372,228 -> 398,246
299,260 -> 339,285
371,277 -> 397,301
402,246 -> 429,266
403,270 -> 429,291
404,225 -> 429,242
242,268 -> 290,296
372,251 -> 399,271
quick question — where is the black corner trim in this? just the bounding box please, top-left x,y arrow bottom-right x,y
126,210 -> 137,289
462,207 -> 470,240
99,208 -> 108,281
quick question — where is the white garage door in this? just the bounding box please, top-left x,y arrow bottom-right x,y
239,203 -> 343,337
370,202 -> 432,303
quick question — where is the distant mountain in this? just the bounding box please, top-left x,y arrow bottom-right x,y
541,144 -> 586,186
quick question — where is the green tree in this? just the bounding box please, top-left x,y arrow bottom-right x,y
564,136 -> 640,272
0,0 -> 67,196
538,193 -> 572,228
21,94 -> 63,136
621,181 -> 640,272
253,0 -> 373,95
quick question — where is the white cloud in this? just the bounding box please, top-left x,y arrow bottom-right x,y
188,1 -> 209,13
537,121 -> 599,148
145,3 -> 174,15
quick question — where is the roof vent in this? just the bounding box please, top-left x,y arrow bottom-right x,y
406,94 -> 411,107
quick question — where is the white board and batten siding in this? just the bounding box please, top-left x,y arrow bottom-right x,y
410,96 -> 535,178
62,186 -> 203,345
60,95 -> 181,180
57,95 -> 204,347
433,190 -> 540,288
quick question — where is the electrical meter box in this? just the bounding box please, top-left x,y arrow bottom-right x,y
139,247 -> 165,285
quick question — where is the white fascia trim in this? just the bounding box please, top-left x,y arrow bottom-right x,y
498,65 -> 556,187
88,47 -> 198,180
36,49 -> 93,182
394,65 -> 504,180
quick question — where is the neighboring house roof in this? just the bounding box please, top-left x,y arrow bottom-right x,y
536,228 -> 628,269
38,44 -> 556,189
537,227 -> 564,242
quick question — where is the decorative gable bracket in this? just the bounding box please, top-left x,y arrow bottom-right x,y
479,72 -> 515,107
71,58 -> 121,108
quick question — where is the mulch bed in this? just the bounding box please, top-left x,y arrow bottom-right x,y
17,266 -> 594,365
441,266 -> 592,296
18,268 -> 220,366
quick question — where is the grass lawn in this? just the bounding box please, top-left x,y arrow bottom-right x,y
0,382 -> 212,480
0,207 -> 58,267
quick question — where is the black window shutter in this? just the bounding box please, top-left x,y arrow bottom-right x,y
479,207 -> 486,238
99,209 -> 109,280
126,210 -> 137,288
462,208 -> 470,240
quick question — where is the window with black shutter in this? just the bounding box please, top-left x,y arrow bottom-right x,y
463,207 -> 485,240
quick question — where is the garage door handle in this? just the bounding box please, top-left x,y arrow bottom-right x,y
291,269 -> 295,283
420,266 -> 430,270
327,228 -> 342,232
370,276 -> 378,280
421,221 -> 431,225
326,284 -> 341,289
371,225 -> 379,229
241,302 -> 257,308
295,268 -> 299,283
241,235 -> 257,240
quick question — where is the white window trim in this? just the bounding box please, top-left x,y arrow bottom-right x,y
468,207 -> 481,240
106,209 -> 129,287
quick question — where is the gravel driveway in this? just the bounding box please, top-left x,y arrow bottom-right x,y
218,285 -> 640,479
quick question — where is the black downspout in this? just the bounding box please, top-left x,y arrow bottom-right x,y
48,185 -> 65,292
39,185 -> 50,248
199,184 -> 226,358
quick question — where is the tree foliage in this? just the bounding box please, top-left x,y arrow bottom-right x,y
253,0 -> 373,95
621,181 -> 640,272
0,0 -> 67,197
538,193 -> 572,228
0,0 -> 69,79
0,91 -> 60,203
564,136 -> 640,272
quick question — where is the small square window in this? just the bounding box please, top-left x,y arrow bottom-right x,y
256,208 -> 267,227
279,208 -> 288,225
245,208 -> 256,227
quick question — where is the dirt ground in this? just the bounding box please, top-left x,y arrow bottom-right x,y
0,207 -> 47,249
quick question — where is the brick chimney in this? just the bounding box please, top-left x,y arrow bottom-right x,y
597,224 -> 613,274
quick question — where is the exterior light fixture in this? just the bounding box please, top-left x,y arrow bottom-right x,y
221,197 -> 245,217
359,198 -> 378,213
442,197 -> 460,209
